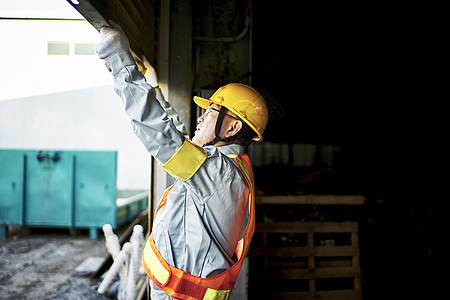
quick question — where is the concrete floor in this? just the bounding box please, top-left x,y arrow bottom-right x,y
0,226 -> 249,299
0,228 -> 108,299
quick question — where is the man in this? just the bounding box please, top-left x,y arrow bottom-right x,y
95,23 -> 268,300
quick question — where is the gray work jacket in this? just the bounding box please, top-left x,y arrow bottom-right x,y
104,51 -> 250,300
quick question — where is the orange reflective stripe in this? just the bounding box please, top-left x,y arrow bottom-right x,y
143,154 -> 255,300
234,239 -> 244,262
155,185 -> 174,215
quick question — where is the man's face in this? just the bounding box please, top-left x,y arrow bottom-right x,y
192,104 -> 241,147
192,104 -> 221,146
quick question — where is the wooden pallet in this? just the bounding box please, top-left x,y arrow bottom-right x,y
250,220 -> 362,300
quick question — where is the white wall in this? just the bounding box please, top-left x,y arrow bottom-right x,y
0,0 -> 151,190
0,19 -> 111,101
0,87 -> 152,190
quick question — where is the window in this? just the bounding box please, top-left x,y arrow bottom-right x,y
48,42 -> 70,55
47,42 -> 96,56
74,43 -> 95,55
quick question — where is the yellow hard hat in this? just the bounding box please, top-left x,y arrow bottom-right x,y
193,83 -> 268,141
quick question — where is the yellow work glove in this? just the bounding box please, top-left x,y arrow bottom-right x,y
141,56 -> 159,88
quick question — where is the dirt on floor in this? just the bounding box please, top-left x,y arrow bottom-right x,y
0,228 -> 111,300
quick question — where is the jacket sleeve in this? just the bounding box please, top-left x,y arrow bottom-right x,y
104,51 -> 198,166
154,87 -> 188,137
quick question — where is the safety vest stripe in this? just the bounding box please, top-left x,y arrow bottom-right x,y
233,157 -> 253,190
203,288 -> 231,299
230,155 -> 255,256
143,237 -> 170,285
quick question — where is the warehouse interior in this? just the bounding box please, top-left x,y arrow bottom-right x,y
26,0 -> 431,299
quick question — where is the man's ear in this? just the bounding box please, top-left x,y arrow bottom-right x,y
224,120 -> 243,138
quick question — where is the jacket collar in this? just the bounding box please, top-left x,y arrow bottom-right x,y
206,143 -> 245,156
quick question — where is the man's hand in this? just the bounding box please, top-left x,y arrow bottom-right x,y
95,21 -> 130,60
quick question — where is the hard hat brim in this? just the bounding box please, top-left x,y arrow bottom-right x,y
193,96 -> 212,110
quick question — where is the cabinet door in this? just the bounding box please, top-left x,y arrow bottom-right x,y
74,151 -> 117,228
25,151 -> 73,226
0,150 -> 25,225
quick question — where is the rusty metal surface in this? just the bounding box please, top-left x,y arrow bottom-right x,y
192,0 -> 251,89
66,0 -> 158,66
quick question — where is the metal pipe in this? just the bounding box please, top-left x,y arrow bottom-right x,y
126,225 -> 144,300
103,224 -> 121,260
97,242 -> 132,294
193,16 -> 249,43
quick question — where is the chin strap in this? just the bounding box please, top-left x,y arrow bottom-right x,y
204,106 -> 228,147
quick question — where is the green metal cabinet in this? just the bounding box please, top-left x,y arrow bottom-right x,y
0,149 -> 147,239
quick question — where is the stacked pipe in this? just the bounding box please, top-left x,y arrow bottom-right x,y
98,224 -> 146,300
